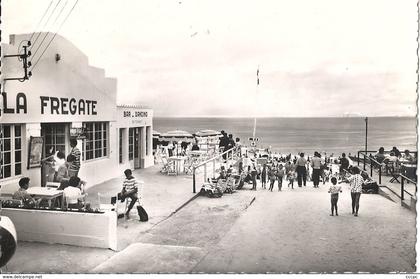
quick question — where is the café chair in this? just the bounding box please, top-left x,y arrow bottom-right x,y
64,193 -> 88,210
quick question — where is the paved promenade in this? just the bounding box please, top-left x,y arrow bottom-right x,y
3,165 -> 198,273
2,164 -> 417,273
94,180 -> 416,273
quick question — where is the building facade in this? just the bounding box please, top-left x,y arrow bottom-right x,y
0,34 -> 153,193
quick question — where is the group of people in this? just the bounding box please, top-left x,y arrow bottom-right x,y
211,149 -> 367,217
219,130 -> 241,159
13,138 -> 87,209
44,138 -> 82,187
254,152 -> 340,190
374,146 -> 416,164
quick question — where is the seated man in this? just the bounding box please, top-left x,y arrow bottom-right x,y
63,176 -> 86,209
216,166 -> 228,181
119,169 -> 141,219
13,177 -> 37,207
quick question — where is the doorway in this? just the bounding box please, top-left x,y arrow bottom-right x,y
129,127 -> 142,169
40,123 -> 68,186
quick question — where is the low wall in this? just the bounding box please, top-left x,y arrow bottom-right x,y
1,208 -> 117,250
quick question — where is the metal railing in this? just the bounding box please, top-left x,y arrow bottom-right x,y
357,152 -> 383,184
357,150 -> 417,202
400,174 -> 417,201
192,146 -> 241,193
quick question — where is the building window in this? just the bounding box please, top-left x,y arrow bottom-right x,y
42,123 -> 66,156
83,122 -> 108,161
128,128 -> 134,160
0,124 -> 22,179
119,128 -> 123,164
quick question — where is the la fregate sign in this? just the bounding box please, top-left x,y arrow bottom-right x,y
0,92 -> 98,117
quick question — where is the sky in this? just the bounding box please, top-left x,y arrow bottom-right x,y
2,0 -> 418,117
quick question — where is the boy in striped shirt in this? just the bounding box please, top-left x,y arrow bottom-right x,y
119,169 -> 140,219
68,138 -> 81,177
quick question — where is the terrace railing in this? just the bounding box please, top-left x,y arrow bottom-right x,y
399,174 -> 417,201
192,146 -> 241,193
357,151 -> 383,184
357,150 -> 417,202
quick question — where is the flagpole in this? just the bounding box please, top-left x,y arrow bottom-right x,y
252,66 -> 259,144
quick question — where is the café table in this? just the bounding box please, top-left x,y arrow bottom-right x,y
27,187 -> 64,208
168,156 -> 187,175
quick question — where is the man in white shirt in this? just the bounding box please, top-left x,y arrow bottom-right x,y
63,176 -> 84,209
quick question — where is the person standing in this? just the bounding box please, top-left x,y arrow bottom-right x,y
347,167 -> 364,217
260,164 -> 267,189
276,164 -> 285,191
296,153 -> 307,187
268,165 -> 277,191
250,163 -> 258,191
328,177 -> 342,216
68,138 -> 81,178
311,152 -> 322,188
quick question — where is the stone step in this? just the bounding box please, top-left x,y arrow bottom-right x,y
378,186 -> 416,212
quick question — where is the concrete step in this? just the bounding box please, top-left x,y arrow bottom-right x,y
92,242 -> 206,273
378,186 -> 416,212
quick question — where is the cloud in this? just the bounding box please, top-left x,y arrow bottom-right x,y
2,0 -> 418,116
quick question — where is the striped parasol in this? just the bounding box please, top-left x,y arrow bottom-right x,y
194,129 -> 222,138
152,130 -> 161,139
160,130 -> 194,142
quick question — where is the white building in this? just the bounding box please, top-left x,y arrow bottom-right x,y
0,34 -> 153,192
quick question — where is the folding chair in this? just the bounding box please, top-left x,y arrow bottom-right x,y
389,162 -> 401,183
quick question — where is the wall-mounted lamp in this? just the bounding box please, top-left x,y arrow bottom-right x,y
55,53 -> 61,62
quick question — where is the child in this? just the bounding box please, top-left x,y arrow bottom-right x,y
287,170 -> 295,189
119,169 -> 140,219
277,164 -> 285,191
328,177 -> 342,216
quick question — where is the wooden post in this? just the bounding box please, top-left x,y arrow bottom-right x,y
192,168 -> 196,193
370,159 -> 373,177
204,164 -> 207,183
401,176 -> 404,201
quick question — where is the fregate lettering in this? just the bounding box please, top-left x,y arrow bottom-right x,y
40,96 -> 97,115
0,92 -> 98,116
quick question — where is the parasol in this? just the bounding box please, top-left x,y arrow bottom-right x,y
194,129 -> 222,138
152,130 -> 161,139
160,130 -> 194,142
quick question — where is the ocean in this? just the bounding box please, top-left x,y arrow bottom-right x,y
154,117 -> 417,155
